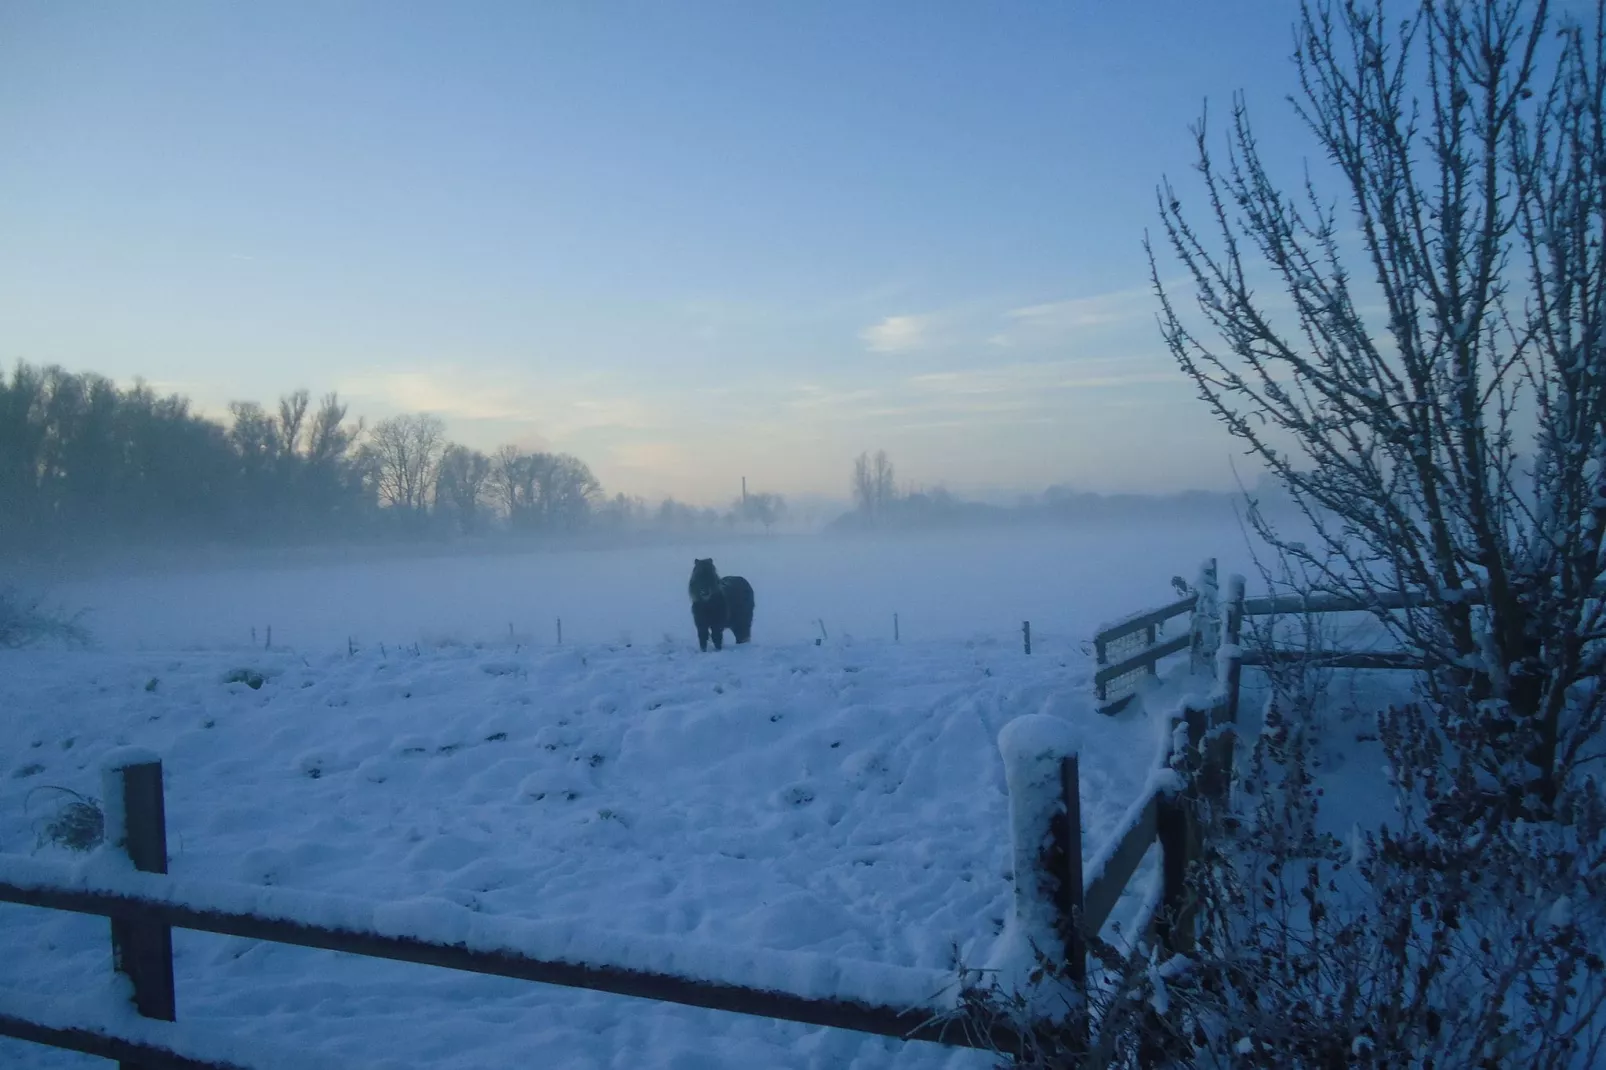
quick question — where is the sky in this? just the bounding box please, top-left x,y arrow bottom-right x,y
0,1 -> 1319,505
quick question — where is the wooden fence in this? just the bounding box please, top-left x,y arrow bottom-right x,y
1058,691 -> 1234,960
991,666 -> 1236,1062
0,701 -> 1232,1070
0,752 -> 1035,1067
1090,562 -> 1466,713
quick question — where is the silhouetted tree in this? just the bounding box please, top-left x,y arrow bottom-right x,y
485,448 -> 600,530
735,490 -> 785,532
1150,0 -> 1606,813
364,414 -> 445,515
436,444 -> 492,534
851,450 -> 898,522
0,363 -> 626,552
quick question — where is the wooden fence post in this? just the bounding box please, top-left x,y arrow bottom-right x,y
1189,558 -> 1220,674
103,753 -> 175,1068
1022,620 -> 1031,656
1155,795 -> 1195,955
996,716 -> 1086,1014
1094,637 -> 1108,704
1156,706 -> 1204,954
1144,623 -> 1158,676
1206,652 -> 1242,803
1056,754 -> 1085,987
1223,574 -> 1246,726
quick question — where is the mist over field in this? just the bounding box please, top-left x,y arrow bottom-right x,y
38,517 -> 1263,655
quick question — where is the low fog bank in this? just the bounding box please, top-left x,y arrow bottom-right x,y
2,482 -> 1291,587
32,519 -> 1283,655
824,485 -> 1263,534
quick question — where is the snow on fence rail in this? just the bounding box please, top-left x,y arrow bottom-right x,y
983,684 -> 1236,1061
1094,559 -> 1237,714
0,751 -> 1075,1068
0,656 -> 1243,1067
1086,559 -> 1568,712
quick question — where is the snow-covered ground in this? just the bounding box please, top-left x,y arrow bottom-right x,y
0,527 -> 1253,1068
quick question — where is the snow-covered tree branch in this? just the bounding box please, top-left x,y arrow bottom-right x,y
1148,0 -> 1606,816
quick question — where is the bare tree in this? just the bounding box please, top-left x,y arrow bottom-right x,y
228,401 -> 280,469
277,389 -> 310,457
366,414 -> 445,514
487,447 -> 599,529
489,445 -> 536,525
735,490 -> 786,532
1149,0 -> 1606,814
305,393 -> 358,469
435,444 -> 492,533
537,453 -> 601,527
851,450 -> 898,521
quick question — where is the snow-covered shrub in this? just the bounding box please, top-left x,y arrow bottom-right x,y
959,674 -> 1603,1066
28,787 -> 105,852
223,667 -> 266,690
0,586 -> 89,649
1125,700 -> 1606,1069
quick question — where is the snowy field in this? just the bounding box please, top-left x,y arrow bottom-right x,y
0,525 -> 1262,1069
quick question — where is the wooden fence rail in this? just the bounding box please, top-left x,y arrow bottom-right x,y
0,738 -> 1231,1069
0,859 -> 1010,1051
0,758 -> 1030,1068
987,683 -> 1231,1059
1094,560 -> 1235,713
0,1008 -> 249,1070
0,734 -> 1229,1070
1082,688 -> 1234,952
1086,561 -> 1572,713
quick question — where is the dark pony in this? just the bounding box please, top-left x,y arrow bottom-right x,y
688,558 -> 755,651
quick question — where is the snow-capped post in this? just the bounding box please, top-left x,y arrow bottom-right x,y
265,625 -> 272,651
893,613 -> 899,642
101,750 -> 176,1039
1189,558 -> 1220,675
1222,573 -> 1246,725
1156,705 -> 1205,954
994,716 -> 1085,993
1022,620 -> 1031,655
556,617 -> 562,645
1093,635 -> 1108,703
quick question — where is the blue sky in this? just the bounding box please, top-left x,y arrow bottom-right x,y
0,1 -> 1314,504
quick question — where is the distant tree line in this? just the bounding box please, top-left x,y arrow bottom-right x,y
835,448 -> 1252,532
0,362 -> 785,557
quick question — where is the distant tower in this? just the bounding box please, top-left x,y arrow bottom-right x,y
742,476 -> 747,505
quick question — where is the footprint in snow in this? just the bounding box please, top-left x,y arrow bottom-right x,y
776,784 -> 815,808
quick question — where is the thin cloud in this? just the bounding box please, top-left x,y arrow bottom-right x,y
1003,286 -> 1153,333
908,360 -> 1184,397
785,384 -> 883,411
860,314 -> 931,353
339,371 -> 528,422
337,369 -> 656,438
